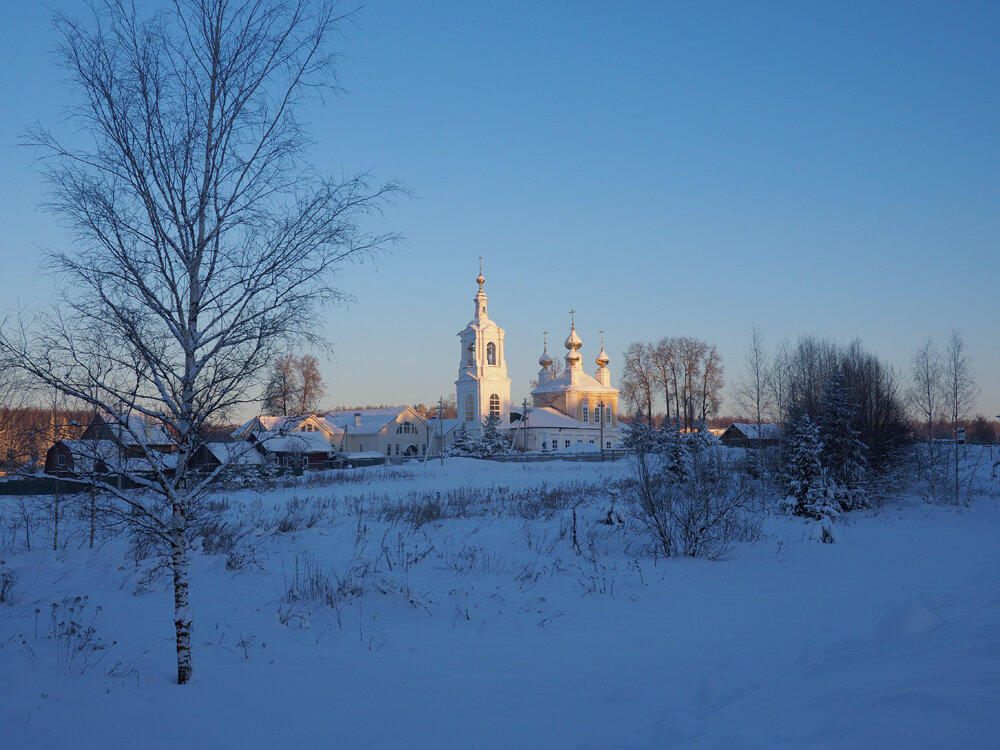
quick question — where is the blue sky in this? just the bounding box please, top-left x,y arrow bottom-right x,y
0,1 -> 997,418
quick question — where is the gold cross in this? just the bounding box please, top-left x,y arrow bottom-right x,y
569,309 -> 576,328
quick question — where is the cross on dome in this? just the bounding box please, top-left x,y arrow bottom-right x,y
564,311 -> 582,351
538,330 -> 553,368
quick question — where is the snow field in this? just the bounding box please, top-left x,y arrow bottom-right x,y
1,454 -> 998,748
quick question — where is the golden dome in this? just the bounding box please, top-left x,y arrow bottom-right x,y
564,327 -> 582,351
596,348 -> 610,367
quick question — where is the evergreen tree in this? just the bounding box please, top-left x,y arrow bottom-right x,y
623,420 -> 659,454
781,414 -> 838,541
446,423 -> 475,456
659,418 -> 692,483
818,370 -> 868,511
477,413 -> 510,456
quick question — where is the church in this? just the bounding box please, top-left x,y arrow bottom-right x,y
451,267 -> 621,453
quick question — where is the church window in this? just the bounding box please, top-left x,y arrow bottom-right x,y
606,406 -> 612,425
465,394 -> 474,422
489,393 -> 500,417
486,342 -> 496,365
466,342 -> 475,367
581,403 -> 589,423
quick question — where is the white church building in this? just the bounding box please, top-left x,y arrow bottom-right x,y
450,268 -> 621,453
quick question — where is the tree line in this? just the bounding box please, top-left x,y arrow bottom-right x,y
619,337 -> 724,430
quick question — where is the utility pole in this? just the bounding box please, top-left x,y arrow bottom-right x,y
599,401 -> 605,461
439,396 -> 445,466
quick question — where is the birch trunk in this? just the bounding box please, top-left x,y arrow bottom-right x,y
171,522 -> 192,685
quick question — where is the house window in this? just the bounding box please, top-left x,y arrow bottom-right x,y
486,342 -> 496,365
581,403 -> 589,423
56,452 -> 66,467
397,421 -> 415,434
489,393 -> 500,417
606,441 -> 612,449
564,440 -> 570,448
386,446 -> 391,455
605,406 -> 612,426
465,394 -> 474,422
395,444 -> 400,455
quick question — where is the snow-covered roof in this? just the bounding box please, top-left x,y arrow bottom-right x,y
518,406 -> 603,430
88,412 -> 174,447
232,413 -> 345,439
254,431 -> 333,455
725,423 -> 782,441
424,417 -> 459,436
321,407 -> 424,436
203,442 -> 264,466
531,370 -> 618,395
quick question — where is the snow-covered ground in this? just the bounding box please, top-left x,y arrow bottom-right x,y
2,453 -> 999,749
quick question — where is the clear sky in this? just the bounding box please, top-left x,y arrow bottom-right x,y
0,1 -> 997,419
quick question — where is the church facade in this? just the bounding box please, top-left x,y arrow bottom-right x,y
455,270 -> 621,452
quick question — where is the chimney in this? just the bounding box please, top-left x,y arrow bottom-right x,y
354,412 -> 362,429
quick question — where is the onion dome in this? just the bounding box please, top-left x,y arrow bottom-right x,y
566,347 -> 581,364
476,271 -> 485,290
539,348 -> 553,368
596,348 -> 610,367
564,327 -> 582,351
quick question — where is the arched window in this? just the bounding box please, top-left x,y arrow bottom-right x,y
466,342 -> 475,367
489,393 -> 500,417
486,342 -> 497,366
606,405 -> 612,425
582,403 -> 589,423
465,394 -> 474,422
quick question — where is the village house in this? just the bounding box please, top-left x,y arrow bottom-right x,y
719,422 -> 782,449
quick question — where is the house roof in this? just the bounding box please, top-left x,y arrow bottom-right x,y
232,413 -> 345,439
321,407 -> 425,436
203,442 -> 264,465
724,423 -> 782,441
531,370 -> 619,396
255,431 -> 333,455
88,412 -> 173,447
424,417 -> 459,436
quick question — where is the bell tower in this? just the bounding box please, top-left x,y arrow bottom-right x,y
455,262 -> 511,436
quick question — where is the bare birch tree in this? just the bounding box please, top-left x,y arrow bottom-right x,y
620,341 -> 655,423
1,0 -> 397,684
650,337 -> 676,423
944,330 -> 978,504
735,326 -> 772,494
698,343 -> 724,424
